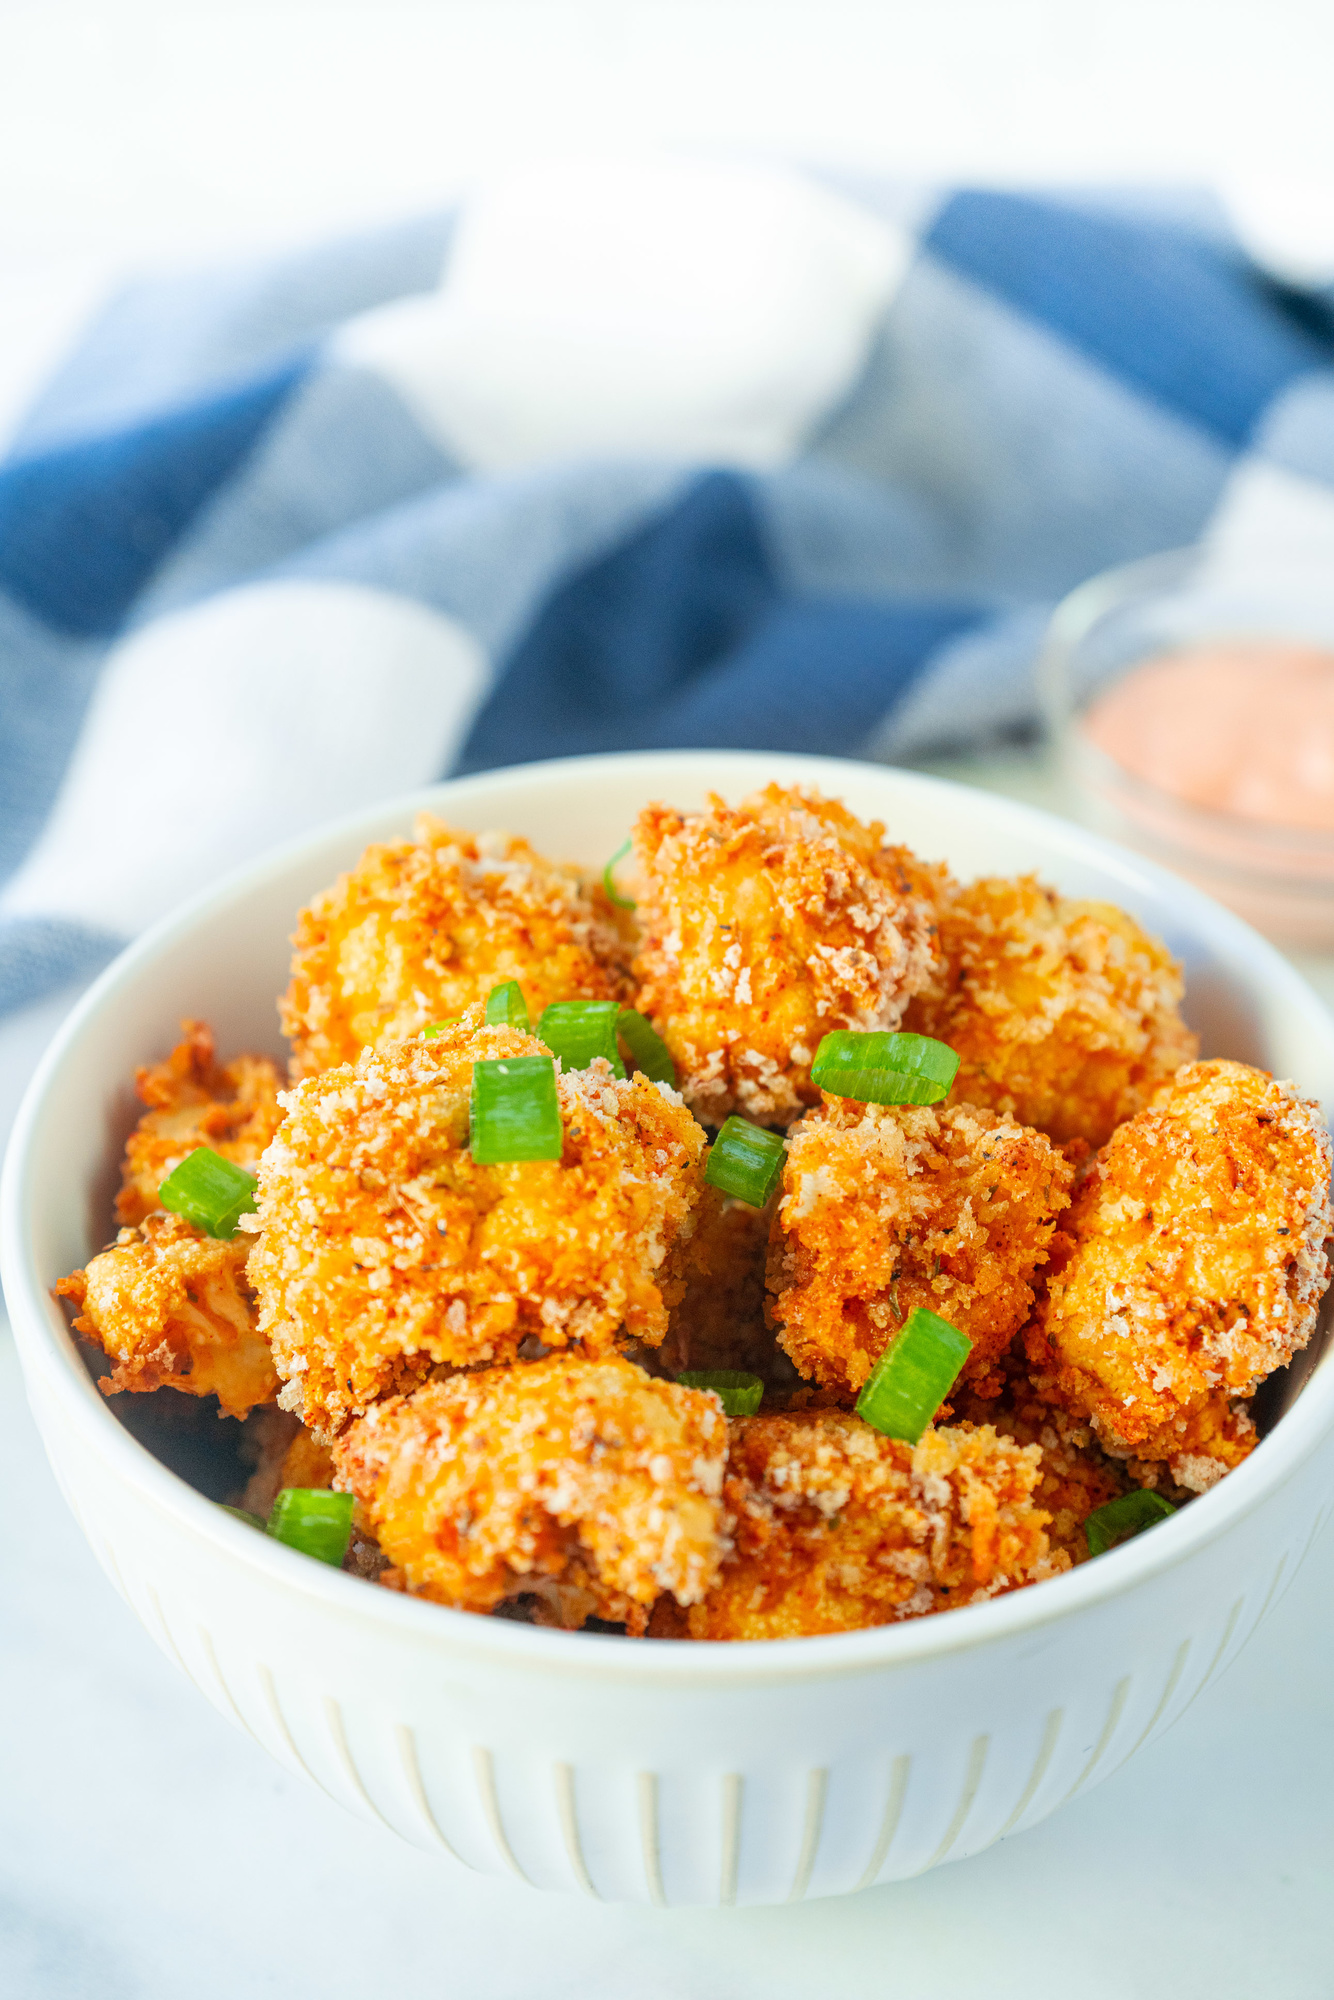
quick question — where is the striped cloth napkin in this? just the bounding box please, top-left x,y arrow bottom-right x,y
5,157 -> 1334,1021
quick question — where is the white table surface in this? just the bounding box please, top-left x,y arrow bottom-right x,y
4,747 -> 1334,1998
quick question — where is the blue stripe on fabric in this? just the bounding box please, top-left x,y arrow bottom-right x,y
456,469 -> 985,770
456,469 -> 779,771
0,353 -> 310,636
0,917 -> 123,1016
926,190 -> 1331,446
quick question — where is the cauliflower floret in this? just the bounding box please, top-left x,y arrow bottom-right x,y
1028,1059 -> 1333,1484
282,814 -> 627,1077
248,1012 -> 708,1436
332,1356 -> 728,1630
768,1098 -> 1074,1397
117,1019 -> 284,1226
57,1211 -> 277,1419
903,875 -> 1197,1148
680,1409 -> 1060,1640
631,785 -> 944,1127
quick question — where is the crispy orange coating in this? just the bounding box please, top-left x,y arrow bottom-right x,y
683,1410 -> 1060,1640
333,1356 -> 728,1628
952,1363 -> 1132,1565
282,813 -> 626,1077
662,1184 -> 788,1380
117,1020 -> 284,1226
768,1098 -> 1074,1396
1028,1059 -> 1332,1486
249,1013 -> 708,1435
903,875 -> 1197,1148
631,785 -> 944,1126
57,1211 -> 277,1419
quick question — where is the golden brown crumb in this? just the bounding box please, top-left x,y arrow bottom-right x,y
248,1012 -> 708,1436
631,785 -> 945,1127
117,1019 -> 284,1226
333,1356 -> 728,1628
952,1362 -> 1132,1565
903,875 -> 1197,1148
57,1211 -> 277,1419
682,1410 -> 1060,1639
1028,1059 -> 1332,1484
281,814 -> 627,1077
768,1097 -> 1074,1397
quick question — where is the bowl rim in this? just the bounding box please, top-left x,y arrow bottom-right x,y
5,746 -> 1333,1687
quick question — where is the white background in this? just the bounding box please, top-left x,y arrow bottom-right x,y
3,4 -> 1334,1995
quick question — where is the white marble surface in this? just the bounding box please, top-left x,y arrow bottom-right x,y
5,750 -> 1334,1995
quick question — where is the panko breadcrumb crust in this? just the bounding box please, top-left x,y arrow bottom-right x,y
903,875 -> 1198,1148
333,1356 -> 728,1629
117,1019 -> 284,1226
57,1210 -> 277,1419
678,1410 -> 1061,1640
769,1097 -> 1074,1397
631,785 -> 945,1127
282,814 -> 627,1077
248,1014 -> 708,1436
1029,1059 -> 1333,1485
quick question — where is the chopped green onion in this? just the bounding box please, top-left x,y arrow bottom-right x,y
617,1008 -> 676,1086
677,1369 -> 764,1416
1084,1489 -> 1177,1558
220,1505 -> 264,1530
811,1030 -> 960,1106
266,1487 -> 354,1567
602,837 -> 636,910
470,1055 -> 563,1163
484,980 -> 530,1031
158,1146 -> 258,1239
855,1306 -> 972,1444
538,1000 -> 626,1078
704,1116 -> 785,1208
423,1018 -> 458,1040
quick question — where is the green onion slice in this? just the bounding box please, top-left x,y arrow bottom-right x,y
538,1000 -> 626,1078
704,1116 -> 785,1208
470,1055 -> 563,1163
677,1369 -> 764,1417
810,1031 -> 960,1106
158,1146 -> 258,1239
422,1018 -> 458,1040
602,837 -> 636,910
266,1487 -> 354,1567
617,1008 -> 675,1086
855,1306 -> 972,1444
220,1505 -> 264,1530
1084,1489 -> 1177,1558
484,980 -> 531,1031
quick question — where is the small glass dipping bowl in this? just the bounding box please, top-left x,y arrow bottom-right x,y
1038,545 -> 1334,950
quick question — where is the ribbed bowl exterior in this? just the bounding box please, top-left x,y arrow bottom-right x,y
8,751 -> 1334,1907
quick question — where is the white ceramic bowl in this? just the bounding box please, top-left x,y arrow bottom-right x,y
5,750 -> 1334,1909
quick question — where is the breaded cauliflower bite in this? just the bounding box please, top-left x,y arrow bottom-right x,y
333,1356 -> 728,1630
248,1014 -> 708,1436
769,1098 -> 1074,1397
952,1364 -> 1132,1565
631,785 -> 944,1126
282,814 -> 626,1077
1029,1060 -> 1333,1488
682,1410 -> 1059,1640
903,875 -> 1197,1148
117,1019 -> 284,1226
57,1211 -> 277,1418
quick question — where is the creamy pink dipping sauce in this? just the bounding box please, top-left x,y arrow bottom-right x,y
1083,642 -> 1334,830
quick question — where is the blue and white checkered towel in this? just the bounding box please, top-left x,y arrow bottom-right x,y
6,158 -> 1334,1021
